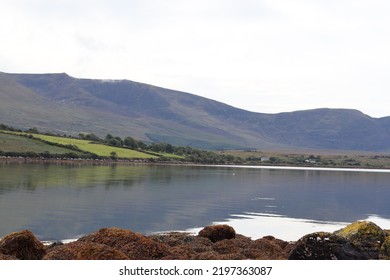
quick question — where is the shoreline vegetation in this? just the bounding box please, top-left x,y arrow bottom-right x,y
1,221 -> 390,260
1,124 -> 390,169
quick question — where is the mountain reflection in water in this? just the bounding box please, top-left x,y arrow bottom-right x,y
1,163 -> 390,241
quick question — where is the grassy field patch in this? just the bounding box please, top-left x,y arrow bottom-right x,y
31,133 -> 158,159
0,132 -> 83,154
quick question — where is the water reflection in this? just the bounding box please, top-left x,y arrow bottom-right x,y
193,213 -> 390,241
1,163 -> 390,241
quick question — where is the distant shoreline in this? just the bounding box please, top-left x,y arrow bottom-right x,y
1,156 -> 390,171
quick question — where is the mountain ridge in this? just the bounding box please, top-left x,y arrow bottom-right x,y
1,71 -> 389,152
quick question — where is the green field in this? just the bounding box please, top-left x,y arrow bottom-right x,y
1,131 -> 158,159
0,132 -> 83,155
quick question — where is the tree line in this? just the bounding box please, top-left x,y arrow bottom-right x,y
78,133 -> 243,164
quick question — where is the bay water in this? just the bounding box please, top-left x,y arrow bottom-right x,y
1,163 -> 390,242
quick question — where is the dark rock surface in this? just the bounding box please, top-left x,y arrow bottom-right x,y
288,232 -> 367,260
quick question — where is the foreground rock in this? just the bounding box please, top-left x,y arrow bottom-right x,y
380,236 -> 390,260
44,241 -> 129,260
78,228 -> 170,260
334,221 -> 385,259
289,221 -> 389,260
288,232 -> 367,260
198,225 -> 236,243
0,230 -> 46,260
0,222 -> 388,260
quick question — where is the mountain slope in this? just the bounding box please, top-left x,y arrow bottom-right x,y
1,71 -> 389,152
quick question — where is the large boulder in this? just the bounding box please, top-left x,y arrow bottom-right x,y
0,230 -> 46,260
334,221 -> 385,259
78,227 -> 170,260
379,236 -> 390,260
288,232 -> 366,260
198,225 -> 236,243
43,241 -> 130,260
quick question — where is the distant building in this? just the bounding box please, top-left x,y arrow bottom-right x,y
305,159 -> 316,164
261,157 -> 270,162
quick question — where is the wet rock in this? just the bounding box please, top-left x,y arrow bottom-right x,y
379,236 -> 390,260
43,241 -> 129,260
288,232 -> 367,260
78,227 -> 170,260
0,230 -> 46,260
198,225 -> 236,243
334,221 -> 385,259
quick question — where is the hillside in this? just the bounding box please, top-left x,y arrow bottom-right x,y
1,71 -> 390,152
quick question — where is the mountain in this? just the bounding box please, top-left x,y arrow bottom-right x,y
1,71 -> 389,152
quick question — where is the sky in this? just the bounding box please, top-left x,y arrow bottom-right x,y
1,0 -> 390,117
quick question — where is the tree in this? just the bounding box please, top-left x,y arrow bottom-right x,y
124,137 -> 137,149
104,134 -> 114,143
27,127 -> 39,134
110,151 -> 118,160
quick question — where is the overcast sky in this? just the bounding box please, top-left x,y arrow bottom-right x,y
1,0 -> 390,117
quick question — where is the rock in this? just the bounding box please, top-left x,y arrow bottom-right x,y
243,237 -> 287,260
334,221 -> 385,259
0,252 -> 18,260
161,245 -> 197,260
213,239 -> 240,255
288,232 -> 366,260
0,230 -> 46,260
379,236 -> 390,260
198,225 -> 236,243
149,232 -> 195,247
195,251 -> 246,260
78,227 -> 170,260
43,241 -> 129,260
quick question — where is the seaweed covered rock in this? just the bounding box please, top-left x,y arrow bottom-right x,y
0,252 -> 18,260
150,232 -> 214,260
243,236 -> 288,260
334,221 -> 385,259
379,236 -> 390,260
43,241 -> 129,260
288,232 -> 366,260
198,225 -> 236,243
212,239 -> 241,255
0,230 -> 46,260
78,227 -> 170,260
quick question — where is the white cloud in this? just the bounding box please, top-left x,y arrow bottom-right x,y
1,0 -> 389,117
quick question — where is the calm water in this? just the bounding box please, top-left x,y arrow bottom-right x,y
1,163 -> 390,241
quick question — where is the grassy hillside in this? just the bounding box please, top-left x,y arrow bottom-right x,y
2,131 -> 158,159
0,132 -> 83,155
